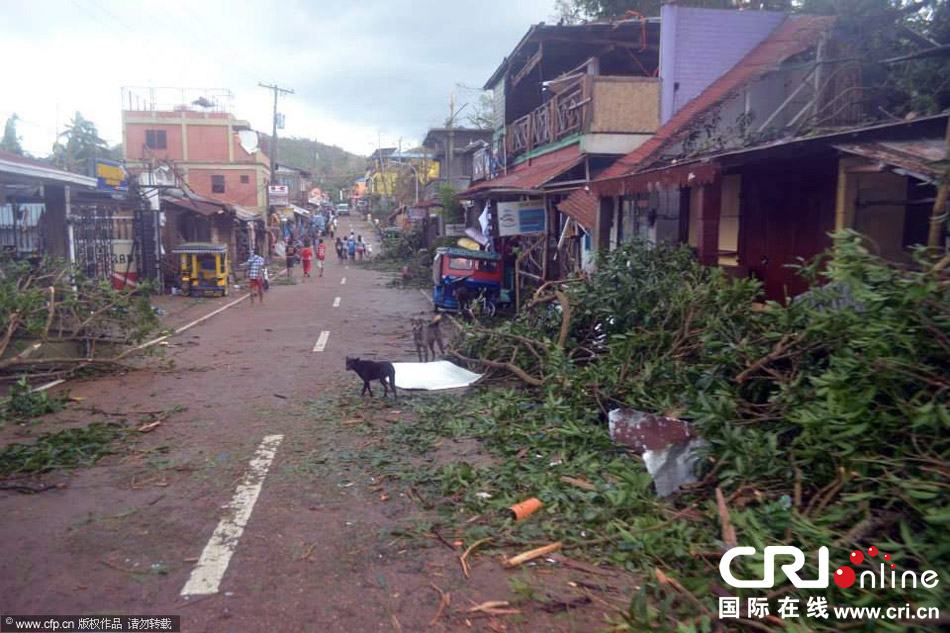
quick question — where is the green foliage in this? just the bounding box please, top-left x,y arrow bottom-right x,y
259,134 -> 364,199
0,256 -> 160,371
1,114 -> 23,155
0,422 -> 126,477
439,233 -> 950,630
50,111 -> 113,174
4,378 -> 62,422
440,185 -> 464,224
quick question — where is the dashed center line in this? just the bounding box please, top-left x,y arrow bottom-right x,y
180,434 -> 284,597
312,330 -> 330,352
333,297 -> 341,308
340,277 -> 346,285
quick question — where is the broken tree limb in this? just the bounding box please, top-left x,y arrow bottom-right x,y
460,537 -> 491,578
735,332 -> 805,384
429,583 -> 451,626
450,351 -> 543,387
560,475 -> 597,491
554,290 -> 571,349
503,541 -> 562,568
715,487 -> 738,548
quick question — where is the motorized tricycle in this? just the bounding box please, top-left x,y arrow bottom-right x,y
432,247 -> 507,316
173,242 -> 230,297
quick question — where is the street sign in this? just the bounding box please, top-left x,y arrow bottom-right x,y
497,199 -> 545,236
268,184 -> 289,206
408,207 -> 426,222
94,159 -> 128,192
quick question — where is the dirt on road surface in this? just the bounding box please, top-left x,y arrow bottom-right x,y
0,220 -> 637,632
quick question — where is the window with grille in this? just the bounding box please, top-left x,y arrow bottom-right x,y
211,175 -> 225,194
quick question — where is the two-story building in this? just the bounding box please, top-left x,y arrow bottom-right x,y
121,87 -> 270,274
459,7 -> 816,289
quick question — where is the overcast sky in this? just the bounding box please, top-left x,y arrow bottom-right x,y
0,0 -> 555,159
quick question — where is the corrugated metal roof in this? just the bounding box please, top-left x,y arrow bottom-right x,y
162,195 -> 229,217
233,205 -> 261,222
592,14 -> 836,196
834,138 -> 947,181
172,242 -> 229,254
0,149 -> 98,188
558,188 -> 598,230
458,144 -> 582,198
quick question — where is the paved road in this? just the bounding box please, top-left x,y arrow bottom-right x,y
0,218 -> 627,632
0,218 -> 447,631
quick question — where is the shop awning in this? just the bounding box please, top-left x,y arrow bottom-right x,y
290,204 -> 311,217
233,205 -> 261,222
458,144 -> 583,199
162,195 -> 230,217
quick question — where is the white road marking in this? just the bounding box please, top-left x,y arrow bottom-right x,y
333,297 -> 341,308
419,289 -> 433,304
312,330 -> 330,352
180,434 -> 284,597
340,277 -> 346,285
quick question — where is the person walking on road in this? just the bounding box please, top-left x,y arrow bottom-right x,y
356,235 -> 365,261
347,233 -> 357,261
300,239 -> 314,281
335,237 -> 345,263
285,241 -> 298,281
246,252 -> 266,306
316,238 -> 327,278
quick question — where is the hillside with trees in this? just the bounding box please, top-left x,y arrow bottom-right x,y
260,135 -> 365,198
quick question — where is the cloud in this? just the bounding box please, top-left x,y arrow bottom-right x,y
0,0 -> 553,157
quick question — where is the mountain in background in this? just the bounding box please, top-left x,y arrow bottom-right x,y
261,135 -> 365,198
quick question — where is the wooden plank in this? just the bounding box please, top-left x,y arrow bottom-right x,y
512,45 -> 543,89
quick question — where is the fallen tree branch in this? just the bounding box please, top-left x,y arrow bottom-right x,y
429,583 -> 451,626
504,541 -> 562,568
450,351 -> 543,387
460,537 -> 491,578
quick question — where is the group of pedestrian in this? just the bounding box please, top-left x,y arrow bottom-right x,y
244,214 -> 375,307
285,237 -> 327,281
334,232 -> 370,262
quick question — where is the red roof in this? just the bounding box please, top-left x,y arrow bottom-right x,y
558,188 -> 598,230
459,144 -> 582,197
592,15 -> 835,196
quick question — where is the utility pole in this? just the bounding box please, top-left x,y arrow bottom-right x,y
258,82 -> 294,186
259,82 -> 293,255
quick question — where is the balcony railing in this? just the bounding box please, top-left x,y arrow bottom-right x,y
506,76 -> 589,158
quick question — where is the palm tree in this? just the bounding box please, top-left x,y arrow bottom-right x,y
51,112 -> 109,173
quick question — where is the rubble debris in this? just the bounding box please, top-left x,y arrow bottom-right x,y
504,542 -> 562,568
460,537 -> 491,578
508,497 -> 542,521
608,409 -> 706,497
391,360 -> 482,391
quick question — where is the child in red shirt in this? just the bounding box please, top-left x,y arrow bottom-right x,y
300,240 -> 314,280
316,238 -> 327,277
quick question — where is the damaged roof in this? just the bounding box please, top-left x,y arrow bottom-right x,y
592,14 -> 835,195
834,138 -> 949,182
458,144 -> 582,199
483,18 -> 662,89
